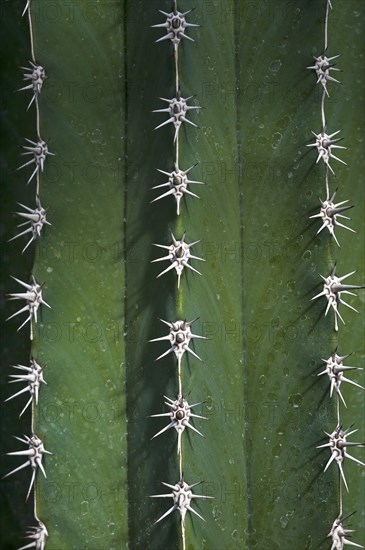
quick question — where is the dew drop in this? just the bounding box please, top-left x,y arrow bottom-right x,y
212,505 -> 222,521
205,396 -> 214,411
272,444 -> 282,457
280,513 -> 289,528
231,529 -> 238,541
288,393 -> 303,408
272,131 -> 282,149
81,501 -> 89,516
269,59 -> 282,74
105,379 -> 115,390
287,280 -> 296,291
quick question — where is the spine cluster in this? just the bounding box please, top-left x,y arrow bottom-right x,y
149,2 -> 212,548
307,2 -> 364,548
3,1 -> 51,548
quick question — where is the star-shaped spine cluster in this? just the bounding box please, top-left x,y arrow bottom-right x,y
5,359 -> 46,418
318,351 -> 364,407
317,426 -> 365,492
17,139 -> 54,185
311,265 -> 364,332
149,317 -> 206,369
307,129 -> 346,175
328,515 -> 364,550
151,163 -> 204,215
9,196 -> 50,253
151,6 -> 198,49
18,61 -> 46,110
307,53 -> 340,96
2,433 -> 52,502
309,189 -> 354,247
153,93 -> 200,142
152,232 -> 204,287
150,477 -> 213,526
150,395 -> 206,453
7,275 -> 51,340
18,520 -> 48,550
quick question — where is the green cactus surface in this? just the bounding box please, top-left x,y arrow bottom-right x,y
0,1 -> 364,549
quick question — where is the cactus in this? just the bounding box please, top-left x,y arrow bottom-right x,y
1,1 -> 364,549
